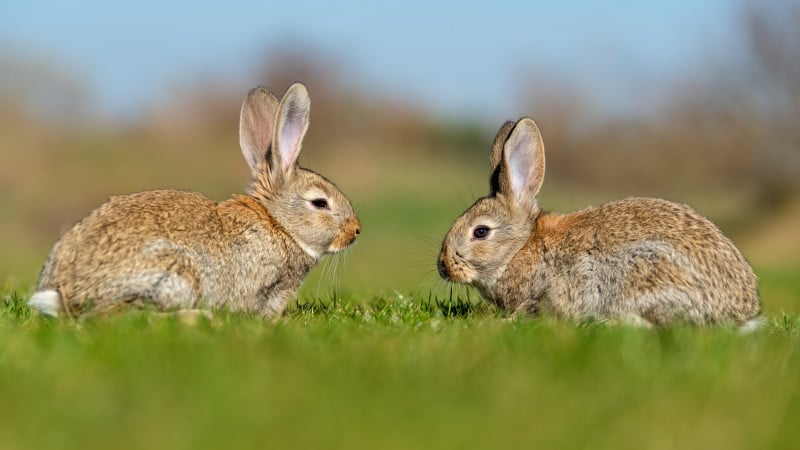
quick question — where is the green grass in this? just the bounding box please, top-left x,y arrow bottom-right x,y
2,281 -> 800,450
3,144 -> 799,449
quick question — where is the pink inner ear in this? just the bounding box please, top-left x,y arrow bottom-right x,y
279,120 -> 304,168
507,135 -> 535,199
277,93 -> 310,170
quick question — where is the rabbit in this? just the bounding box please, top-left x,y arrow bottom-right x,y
28,83 -> 361,319
437,118 -> 761,327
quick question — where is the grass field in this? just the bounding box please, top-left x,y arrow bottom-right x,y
2,269 -> 799,450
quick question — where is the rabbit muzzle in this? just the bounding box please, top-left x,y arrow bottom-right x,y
328,216 -> 362,253
437,245 -> 475,283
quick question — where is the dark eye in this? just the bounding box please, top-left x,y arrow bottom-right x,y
473,226 -> 490,239
311,198 -> 329,209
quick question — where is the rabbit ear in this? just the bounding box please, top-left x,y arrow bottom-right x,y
496,118 -> 545,206
489,121 -> 516,193
239,86 -> 280,174
270,83 -> 311,182
489,121 -> 516,173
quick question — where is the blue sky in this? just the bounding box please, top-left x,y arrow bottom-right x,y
2,0 -> 739,122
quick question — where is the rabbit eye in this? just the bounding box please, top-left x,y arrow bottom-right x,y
311,198 -> 329,209
473,226 -> 490,240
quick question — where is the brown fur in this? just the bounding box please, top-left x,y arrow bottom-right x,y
439,118 -> 760,326
34,83 -> 360,318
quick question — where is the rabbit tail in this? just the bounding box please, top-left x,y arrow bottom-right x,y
28,290 -> 62,317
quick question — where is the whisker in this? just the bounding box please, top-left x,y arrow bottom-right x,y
331,253 -> 342,289
314,258 -> 325,297
328,253 -> 341,295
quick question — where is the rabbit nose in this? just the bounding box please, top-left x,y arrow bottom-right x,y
347,219 -> 361,245
437,256 -> 449,279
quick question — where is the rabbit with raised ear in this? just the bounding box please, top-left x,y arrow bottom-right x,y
438,118 -> 761,327
29,83 -> 361,318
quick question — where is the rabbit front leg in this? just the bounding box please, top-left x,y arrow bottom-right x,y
254,280 -> 298,320
253,290 -> 294,321
249,260 -> 313,320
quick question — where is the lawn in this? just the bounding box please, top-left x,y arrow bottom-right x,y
2,271 -> 799,450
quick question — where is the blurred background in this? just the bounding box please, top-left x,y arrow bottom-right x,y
2,0 -> 798,310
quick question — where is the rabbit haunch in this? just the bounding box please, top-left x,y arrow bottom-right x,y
438,118 -> 760,327
30,83 -> 360,318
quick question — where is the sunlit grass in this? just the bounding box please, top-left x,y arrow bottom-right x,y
2,282 -> 799,450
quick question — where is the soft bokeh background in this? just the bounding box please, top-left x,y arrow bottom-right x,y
2,0 -> 798,310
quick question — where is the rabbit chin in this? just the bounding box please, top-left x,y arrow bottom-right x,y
442,262 -> 508,291
440,263 -> 478,284
297,240 -> 323,260
327,240 -> 354,254
327,232 -> 358,253
327,243 -> 346,253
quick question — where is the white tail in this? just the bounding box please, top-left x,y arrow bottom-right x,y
738,317 -> 766,335
28,290 -> 62,317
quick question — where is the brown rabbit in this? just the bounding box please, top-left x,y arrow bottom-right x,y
29,83 -> 361,318
438,118 -> 760,327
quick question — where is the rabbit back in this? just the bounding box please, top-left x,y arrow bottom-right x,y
495,197 -> 760,325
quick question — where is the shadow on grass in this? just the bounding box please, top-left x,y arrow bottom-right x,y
289,288 -> 495,322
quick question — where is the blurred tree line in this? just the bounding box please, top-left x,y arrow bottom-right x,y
2,1 -> 798,210
523,2 -> 799,207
